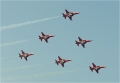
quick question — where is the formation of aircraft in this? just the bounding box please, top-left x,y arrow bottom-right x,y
55,56 -> 72,67
18,9 -> 106,74
19,50 -> 34,61
62,9 -> 79,20
75,37 -> 93,48
89,63 -> 106,73
38,32 -> 55,43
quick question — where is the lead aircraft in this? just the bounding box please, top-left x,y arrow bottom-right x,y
62,9 -> 80,20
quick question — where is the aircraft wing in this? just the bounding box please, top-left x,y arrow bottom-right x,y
21,50 -> 25,54
24,57 -> 27,61
92,63 -> 96,67
58,56 -> 62,60
65,9 -> 69,13
78,37 -> 82,41
81,44 -> 85,48
20,56 -> 22,59
77,43 -> 79,46
95,69 -> 99,73
61,63 -> 64,67
69,16 -> 72,20
45,39 -> 48,43
41,32 -> 45,36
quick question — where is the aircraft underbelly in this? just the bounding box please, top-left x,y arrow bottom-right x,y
43,36 -> 48,39
24,56 -> 26,58
81,41 -> 85,44
60,60 -> 64,63
67,13 -> 72,17
23,54 -> 27,57
95,67 -> 99,70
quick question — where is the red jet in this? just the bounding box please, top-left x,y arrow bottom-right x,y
75,37 -> 93,48
89,63 -> 106,74
55,56 -> 72,67
38,32 -> 55,43
19,50 -> 34,61
62,9 -> 80,21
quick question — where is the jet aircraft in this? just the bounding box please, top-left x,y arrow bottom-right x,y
55,56 -> 72,67
38,32 -> 55,43
62,9 -> 79,20
19,50 -> 34,61
75,37 -> 92,48
89,63 -> 106,73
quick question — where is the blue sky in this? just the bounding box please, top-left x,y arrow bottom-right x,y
0,1 -> 119,82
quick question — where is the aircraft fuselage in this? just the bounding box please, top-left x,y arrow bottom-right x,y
43,35 -> 49,39
94,66 -> 99,70
67,13 -> 73,17
22,53 -> 27,57
80,40 -> 85,44
60,59 -> 64,63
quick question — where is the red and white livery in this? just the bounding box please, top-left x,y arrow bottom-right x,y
38,32 -> 55,43
19,50 -> 34,61
75,37 -> 92,48
89,63 -> 106,73
55,56 -> 72,67
62,9 -> 79,21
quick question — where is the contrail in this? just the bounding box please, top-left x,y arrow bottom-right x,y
1,68 -> 87,82
0,56 -> 18,60
1,62 -> 54,73
0,16 -> 61,30
0,38 -> 38,47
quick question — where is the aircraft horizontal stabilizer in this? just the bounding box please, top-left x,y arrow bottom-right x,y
62,13 -> 66,19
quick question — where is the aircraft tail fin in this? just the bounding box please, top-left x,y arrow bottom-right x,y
19,54 -> 22,59
75,40 -> 77,43
38,35 -> 42,41
75,40 -> 79,46
89,66 -> 93,72
55,59 -> 59,65
62,13 -> 66,19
